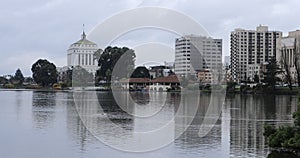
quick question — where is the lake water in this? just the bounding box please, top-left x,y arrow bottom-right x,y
0,90 -> 298,158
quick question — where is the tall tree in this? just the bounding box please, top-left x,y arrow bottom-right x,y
13,69 -> 25,85
24,77 -> 34,84
0,76 -> 8,85
130,66 -> 150,78
72,66 -> 94,87
263,57 -> 280,90
254,73 -> 259,83
93,49 -> 103,62
31,59 -> 58,87
96,46 -> 135,83
280,45 -> 293,90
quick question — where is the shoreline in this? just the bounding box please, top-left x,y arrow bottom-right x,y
269,148 -> 300,157
0,87 -> 299,95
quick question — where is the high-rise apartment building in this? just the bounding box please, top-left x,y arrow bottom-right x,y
230,25 -> 282,82
174,35 -> 222,77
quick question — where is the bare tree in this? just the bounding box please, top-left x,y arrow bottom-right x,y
280,45 -> 293,90
293,38 -> 300,87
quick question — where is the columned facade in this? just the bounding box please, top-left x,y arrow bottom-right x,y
277,30 -> 300,81
67,31 -> 99,75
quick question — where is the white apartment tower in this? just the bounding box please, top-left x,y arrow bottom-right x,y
174,35 -> 222,77
230,25 -> 282,82
67,31 -> 99,75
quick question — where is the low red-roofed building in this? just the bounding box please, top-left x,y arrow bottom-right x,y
150,75 -> 180,91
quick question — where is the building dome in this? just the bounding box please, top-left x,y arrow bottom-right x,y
70,31 -> 97,48
67,30 -> 99,75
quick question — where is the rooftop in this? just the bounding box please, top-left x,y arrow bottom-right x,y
71,31 -> 97,46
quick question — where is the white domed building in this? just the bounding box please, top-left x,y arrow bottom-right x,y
67,31 -> 99,75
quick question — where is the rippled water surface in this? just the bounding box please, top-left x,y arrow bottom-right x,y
0,90 -> 297,158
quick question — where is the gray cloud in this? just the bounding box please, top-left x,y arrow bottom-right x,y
0,0 -> 299,76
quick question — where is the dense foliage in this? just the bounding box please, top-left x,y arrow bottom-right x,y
12,69 -> 25,85
95,46 -> 135,83
130,66 -> 150,78
263,57 -> 281,90
72,66 -> 94,87
31,59 -> 58,87
264,97 -> 300,149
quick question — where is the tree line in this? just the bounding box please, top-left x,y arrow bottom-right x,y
26,46 -> 136,88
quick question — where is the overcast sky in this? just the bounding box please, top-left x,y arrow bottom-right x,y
1,0 -> 300,76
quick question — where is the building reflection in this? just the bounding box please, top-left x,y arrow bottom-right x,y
175,92 -> 222,151
228,94 -> 297,157
64,91 -> 298,156
65,92 -> 90,152
66,91 -> 135,152
173,93 -> 297,157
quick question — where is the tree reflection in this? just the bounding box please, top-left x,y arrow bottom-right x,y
96,91 -> 133,130
32,91 -> 56,130
267,151 -> 298,158
129,92 -> 150,105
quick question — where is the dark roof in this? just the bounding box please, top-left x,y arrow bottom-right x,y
151,75 -> 180,83
129,78 -> 150,83
120,75 -> 180,84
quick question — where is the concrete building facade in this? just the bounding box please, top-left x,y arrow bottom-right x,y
67,31 -> 99,75
277,30 -> 300,82
174,35 -> 222,78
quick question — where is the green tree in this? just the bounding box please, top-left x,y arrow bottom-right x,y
72,66 -> 94,87
96,46 -> 135,83
264,98 -> 300,149
12,69 -> 25,85
0,76 -> 8,85
131,66 -> 150,78
31,59 -> 58,87
254,74 -> 259,83
263,57 -> 280,90
24,77 -> 34,83
93,49 -> 103,62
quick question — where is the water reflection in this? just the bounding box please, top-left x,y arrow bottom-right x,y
130,92 -> 150,105
65,92 -> 91,153
22,91 -> 298,157
175,92 -> 223,157
227,94 -> 297,157
32,91 -> 56,130
267,151 -> 298,158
